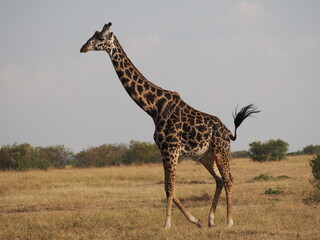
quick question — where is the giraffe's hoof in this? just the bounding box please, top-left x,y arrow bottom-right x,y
208,222 -> 215,228
208,214 -> 215,227
226,219 -> 234,227
164,221 -> 171,230
195,219 -> 203,228
164,224 -> 171,230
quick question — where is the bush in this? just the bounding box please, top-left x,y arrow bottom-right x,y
252,174 -> 273,181
288,144 -> 320,156
249,139 -> 289,162
0,143 -> 74,171
122,140 -> 161,165
250,174 -> 291,182
74,144 -> 127,168
73,141 -> 162,168
310,154 -> 320,189
231,150 -> 249,159
264,188 -> 283,195
38,145 -> 74,169
303,145 -> 320,155
0,143 -> 50,170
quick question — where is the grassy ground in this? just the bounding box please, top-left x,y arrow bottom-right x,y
0,155 -> 319,240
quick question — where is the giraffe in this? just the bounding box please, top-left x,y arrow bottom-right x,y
80,22 -> 260,229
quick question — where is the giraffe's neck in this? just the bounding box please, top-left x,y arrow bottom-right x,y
107,36 -> 175,120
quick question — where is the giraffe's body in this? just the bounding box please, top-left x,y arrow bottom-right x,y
81,23 -> 259,228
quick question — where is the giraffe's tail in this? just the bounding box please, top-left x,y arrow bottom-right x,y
229,104 -> 260,141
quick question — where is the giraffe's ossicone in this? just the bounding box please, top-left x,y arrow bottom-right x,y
80,22 -> 260,229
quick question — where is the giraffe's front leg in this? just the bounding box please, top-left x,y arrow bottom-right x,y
161,146 -> 202,229
162,155 -> 202,228
173,196 -> 203,228
162,157 -> 176,229
163,171 -> 203,229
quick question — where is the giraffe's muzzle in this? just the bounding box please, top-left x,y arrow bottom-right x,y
80,45 -> 89,53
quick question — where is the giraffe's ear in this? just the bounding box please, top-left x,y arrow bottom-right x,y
101,22 -> 112,35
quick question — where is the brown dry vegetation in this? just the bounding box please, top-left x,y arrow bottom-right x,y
0,155 -> 319,240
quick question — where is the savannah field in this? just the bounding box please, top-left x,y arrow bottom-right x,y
0,155 -> 319,240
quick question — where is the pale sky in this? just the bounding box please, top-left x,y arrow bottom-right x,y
1,0 -> 319,153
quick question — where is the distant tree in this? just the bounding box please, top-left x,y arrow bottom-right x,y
0,145 -> 14,170
73,141 -> 162,168
38,145 -> 74,169
287,150 -> 303,156
0,143 -> 51,170
303,145 -> 320,155
265,139 -> 289,160
249,139 -> 289,162
310,154 -> 320,189
74,144 -> 127,168
122,140 -> 161,165
248,141 -> 264,161
231,150 -> 249,159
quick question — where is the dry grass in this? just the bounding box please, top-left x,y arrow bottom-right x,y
0,155 -> 319,240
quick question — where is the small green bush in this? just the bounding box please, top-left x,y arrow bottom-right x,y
265,188 -> 283,195
251,174 -> 291,182
253,174 -> 273,181
231,150 -> 249,159
276,175 -> 291,180
310,154 -> 320,189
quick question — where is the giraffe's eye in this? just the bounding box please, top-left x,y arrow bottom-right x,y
94,31 -> 105,41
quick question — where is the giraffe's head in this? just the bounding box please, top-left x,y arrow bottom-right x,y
80,22 -> 115,54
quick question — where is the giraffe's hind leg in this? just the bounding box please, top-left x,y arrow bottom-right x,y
199,153 -> 224,227
162,148 -> 202,229
213,150 -> 234,227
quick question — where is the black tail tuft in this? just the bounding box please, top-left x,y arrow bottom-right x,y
233,104 -> 260,129
230,104 -> 260,141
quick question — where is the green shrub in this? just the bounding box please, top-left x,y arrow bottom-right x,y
122,140 -> 161,165
38,145 -> 74,169
276,175 -> 291,180
249,139 -> 289,162
0,143 -> 74,171
265,188 -> 283,195
251,174 -> 291,182
252,174 -> 273,181
231,150 -> 249,159
74,144 -> 127,168
0,143 -> 51,170
310,154 -> 320,189
304,145 -> 320,155
287,150 -> 303,156
73,141 -> 162,168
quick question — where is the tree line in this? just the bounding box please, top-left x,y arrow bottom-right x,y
0,143 -> 74,170
0,141 -> 161,171
232,141 -> 320,161
74,141 -> 161,168
1,140 -> 320,171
